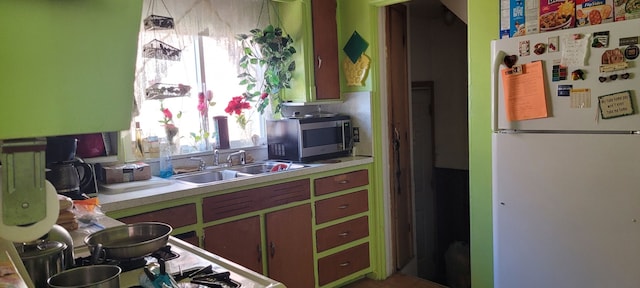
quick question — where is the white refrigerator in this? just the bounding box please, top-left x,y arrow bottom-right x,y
492,18 -> 640,287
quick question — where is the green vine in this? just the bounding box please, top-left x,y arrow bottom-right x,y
236,25 -> 296,115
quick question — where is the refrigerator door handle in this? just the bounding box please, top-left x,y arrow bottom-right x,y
491,41 -> 506,133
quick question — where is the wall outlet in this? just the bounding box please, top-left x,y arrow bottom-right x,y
352,127 -> 360,142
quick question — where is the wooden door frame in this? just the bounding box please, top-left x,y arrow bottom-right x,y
385,3 -> 414,272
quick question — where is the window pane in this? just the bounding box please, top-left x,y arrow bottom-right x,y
132,0 -> 270,156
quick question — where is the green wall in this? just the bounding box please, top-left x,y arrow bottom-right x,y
468,1 -> 498,288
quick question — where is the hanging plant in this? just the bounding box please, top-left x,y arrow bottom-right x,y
236,24 -> 296,115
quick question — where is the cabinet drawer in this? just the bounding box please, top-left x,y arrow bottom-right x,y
315,170 -> 369,196
203,179 -> 310,222
117,203 -> 196,229
318,242 -> 370,286
203,189 -> 262,222
316,216 -> 369,252
315,190 -> 368,224
262,179 -> 310,209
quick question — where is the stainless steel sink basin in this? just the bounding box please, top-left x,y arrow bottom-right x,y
173,170 -> 250,185
232,161 -> 307,175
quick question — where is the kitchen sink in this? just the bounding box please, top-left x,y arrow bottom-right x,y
173,170 -> 251,185
173,161 -> 308,185
231,161 -> 307,175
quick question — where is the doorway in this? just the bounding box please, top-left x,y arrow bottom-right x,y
383,1 -> 470,287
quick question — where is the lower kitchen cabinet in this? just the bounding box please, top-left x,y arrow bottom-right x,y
204,205 -> 315,287
266,204 -> 315,288
203,216 -> 263,274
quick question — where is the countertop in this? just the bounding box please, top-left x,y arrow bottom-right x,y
97,156 -> 373,212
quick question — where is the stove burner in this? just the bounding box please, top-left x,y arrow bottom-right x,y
74,245 -> 180,272
152,245 -> 180,261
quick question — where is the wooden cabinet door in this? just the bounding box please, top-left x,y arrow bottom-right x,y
266,204 -> 314,288
203,216 -> 263,274
311,0 -> 340,100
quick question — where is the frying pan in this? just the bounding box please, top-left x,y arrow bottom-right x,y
84,222 -> 172,260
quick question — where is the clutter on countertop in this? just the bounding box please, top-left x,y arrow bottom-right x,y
100,162 -> 152,184
72,198 -> 104,229
56,194 -> 78,231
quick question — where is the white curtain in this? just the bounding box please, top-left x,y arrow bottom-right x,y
133,0 -> 270,116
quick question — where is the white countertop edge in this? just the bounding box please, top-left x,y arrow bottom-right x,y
98,156 -> 373,212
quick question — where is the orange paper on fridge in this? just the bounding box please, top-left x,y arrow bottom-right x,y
501,61 -> 549,121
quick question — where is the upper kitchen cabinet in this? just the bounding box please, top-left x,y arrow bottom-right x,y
0,0 -> 143,140
311,0 -> 340,101
278,0 -> 341,104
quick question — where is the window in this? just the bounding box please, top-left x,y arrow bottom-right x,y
132,0 -> 269,156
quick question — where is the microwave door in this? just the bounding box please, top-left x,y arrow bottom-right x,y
300,122 -> 344,157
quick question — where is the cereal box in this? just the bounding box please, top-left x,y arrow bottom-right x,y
539,0 -> 576,32
501,0 -> 541,37
615,0 -> 640,21
575,0 -> 614,26
511,0 -> 527,37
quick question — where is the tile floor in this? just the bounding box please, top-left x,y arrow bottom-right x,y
341,273 -> 448,288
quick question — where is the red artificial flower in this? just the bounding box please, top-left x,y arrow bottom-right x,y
162,108 -> 173,120
260,92 -> 268,100
225,96 -> 251,115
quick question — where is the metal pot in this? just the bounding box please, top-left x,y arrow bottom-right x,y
84,222 -> 172,260
17,240 -> 67,288
45,224 -> 75,269
47,265 -> 121,288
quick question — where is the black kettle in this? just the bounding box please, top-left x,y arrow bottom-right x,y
46,160 -> 92,199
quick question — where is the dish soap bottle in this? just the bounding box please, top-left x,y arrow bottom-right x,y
159,139 -> 173,178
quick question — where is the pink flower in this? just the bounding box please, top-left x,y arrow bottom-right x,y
260,92 -> 268,100
197,92 -> 208,116
197,91 -> 216,117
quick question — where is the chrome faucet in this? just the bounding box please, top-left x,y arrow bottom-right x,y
213,149 -> 220,166
226,150 -> 246,166
189,157 -> 206,171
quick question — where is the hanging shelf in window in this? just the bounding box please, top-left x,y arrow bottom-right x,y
144,15 -> 175,30
143,39 -> 181,61
145,83 -> 191,100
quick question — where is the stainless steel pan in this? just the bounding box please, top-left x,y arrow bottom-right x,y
84,222 -> 172,260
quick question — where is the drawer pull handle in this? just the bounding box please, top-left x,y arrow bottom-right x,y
338,231 -> 350,237
339,261 -> 351,267
338,180 -> 349,184
338,204 -> 349,209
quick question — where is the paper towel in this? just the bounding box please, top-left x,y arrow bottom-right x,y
0,181 -> 59,242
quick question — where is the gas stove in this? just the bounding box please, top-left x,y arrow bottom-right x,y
74,237 -> 286,288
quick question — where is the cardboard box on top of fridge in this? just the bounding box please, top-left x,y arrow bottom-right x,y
539,0 -> 576,32
576,0 -> 614,26
511,0 -> 527,37
615,0 -> 640,21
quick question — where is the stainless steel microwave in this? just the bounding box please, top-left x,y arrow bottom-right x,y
266,115 -> 352,162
